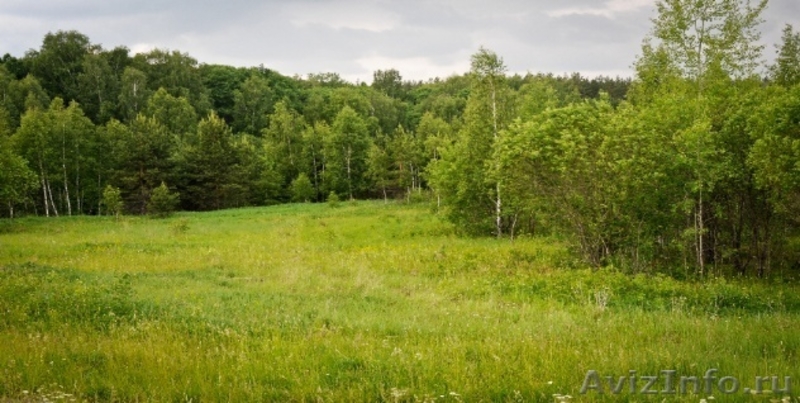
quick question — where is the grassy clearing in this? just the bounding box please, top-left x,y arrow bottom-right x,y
0,201 -> 798,402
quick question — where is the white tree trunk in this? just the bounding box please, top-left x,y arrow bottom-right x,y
62,125 -> 72,216
47,180 -> 59,217
491,79 -> 502,238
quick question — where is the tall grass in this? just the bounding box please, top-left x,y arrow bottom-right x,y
0,201 -> 798,402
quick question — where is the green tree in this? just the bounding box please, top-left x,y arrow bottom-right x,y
12,98 -> 97,216
264,100 -> 305,189
258,139 -> 287,204
329,87 -> 373,122
233,73 -> 272,134
746,86 -> 800,275
366,136 -> 392,202
430,48 -> 514,236
517,75 -> 563,119
77,51 -> 118,123
12,106 -> 55,216
417,112 -> 453,209
0,136 -> 37,218
300,122 -> 328,199
302,87 -> 332,125
290,173 -> 315,203
101,185 -> 124,217
651,0 -> 767,85
325,106 -> 370,200
199,64 -> 249,124
183,112 -> 244,210
148,182 -> 179,218
146,87 -> 198,140
118,67 -> 151,122
131,49 -> 210,115
771,24 -> 800,87
372,69 -> 404,99
389,125 -> 424,199
26,30 -> 92,102
108,115 -> 174,214
326,190 -> 340,207
4,75 -> 49,128
643,0 -> 768,274
497,99 -> 625,265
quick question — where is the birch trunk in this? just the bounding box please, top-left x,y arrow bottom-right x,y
61,124 -> 72,216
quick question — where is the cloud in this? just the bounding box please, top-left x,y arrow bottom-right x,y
285,1 -> 401,33
1,0 -> 797,83
547,0 -> 654,19
354,54 -> 471,82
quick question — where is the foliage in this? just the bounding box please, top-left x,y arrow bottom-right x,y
118,67 -> 150,121
182,112 -> 246,210
26,30 -> 92,104
650,0 -> 767,82
0,125 -> 37,218
147,182 -> 179,218
264,100 -> 306,189
12,98 -> 99,217
324,106 -> 370,200
429,47 -> 515,237
771,24 -> 800,87
100,185 -> 123,217
290,173 -> 315,203
326,190 -> 340,207
146,87 -> 198,139
107,115 -> 174,214
232,73 -> 272,134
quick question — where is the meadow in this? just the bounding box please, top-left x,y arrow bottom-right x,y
0,201 -> 798,402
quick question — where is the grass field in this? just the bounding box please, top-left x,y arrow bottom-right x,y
0,201 -> 798,402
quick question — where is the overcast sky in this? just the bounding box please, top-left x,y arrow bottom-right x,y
1,0 -> 798,83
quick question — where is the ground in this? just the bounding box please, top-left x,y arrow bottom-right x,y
0,201 -> 798,402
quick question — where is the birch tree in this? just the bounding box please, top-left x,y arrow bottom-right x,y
13,99 -> 95,216
264,100 -> 306,188
118,67 -> 151,122
645,0 -> 767,275
430,47 -> 513,236
0,131 -> 36,218
325,106 -> 370,200
771,24 -> 800,87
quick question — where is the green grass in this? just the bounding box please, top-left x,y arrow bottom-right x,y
0,201 -> 798,402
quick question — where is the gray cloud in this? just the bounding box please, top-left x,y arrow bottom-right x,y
1,0 -> 798,82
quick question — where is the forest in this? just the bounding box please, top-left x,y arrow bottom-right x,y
2,0 -> 800,278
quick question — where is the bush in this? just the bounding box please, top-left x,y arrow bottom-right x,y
327,191 -> 340,208
290,173 -> 315,203
101,185 -> 124,217
148,182 -> 179,218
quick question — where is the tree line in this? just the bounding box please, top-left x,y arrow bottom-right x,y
0,31 -> 628,217
2,0 -> 800,277
427,0 -> 800,278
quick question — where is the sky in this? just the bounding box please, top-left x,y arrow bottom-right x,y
1,0 -> 798,83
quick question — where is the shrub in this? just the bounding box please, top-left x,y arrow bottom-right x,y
290,173 -> 316,203
148,182 -> 179,218
101,185 -> 124,217
327,191 -> 341,208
